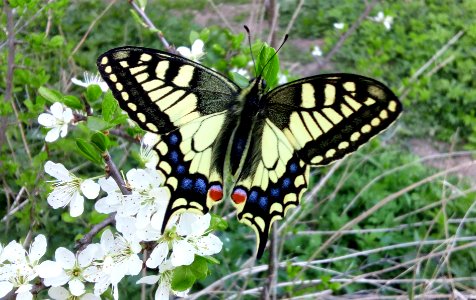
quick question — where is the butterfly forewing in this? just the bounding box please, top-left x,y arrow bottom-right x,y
97,47 -> 240,229
264,74 -> 402,166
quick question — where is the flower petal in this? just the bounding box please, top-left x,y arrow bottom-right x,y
176,46 -> 191,58
195,234 -> 223,256
69,193 -> 84,217
50,102 -> 64,119
80,179 -> 100,199
155,280 -> 171,300
191,39 -> 204,56
69,278 -> 85,296
136,275 -> 159,285
171,240 -> 196,266
45,127 -> 61,142
146,242 -> 168,269
0,281 -> 14,298
55,247 -> 76,269
78,244 -> 98,267
44,161 -> 72,181
29,234 -> 47,262
36,260 -> 63,279
47,188 -> 72,209
38,113 -> 56,127
48,286 -> 69,300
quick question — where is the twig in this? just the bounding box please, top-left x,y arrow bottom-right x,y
75,151 -> 130,250
318,0 -> 378,69
207,0 -> 235,33
283,0 -> 305,37
129,0 -> 173,52
260,223 -> 278,300
4,0 -> 32,163
70,0 -> 118,58
266,0 -> 279,47
398,30 -> 464,100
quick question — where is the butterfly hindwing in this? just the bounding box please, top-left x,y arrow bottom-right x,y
264,74 -> 402,165
231,120 -> 309,258
97,47 -> 240,228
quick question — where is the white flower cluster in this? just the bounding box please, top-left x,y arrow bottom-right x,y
1,133 -> 222,299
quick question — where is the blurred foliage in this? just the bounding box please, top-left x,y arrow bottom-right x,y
0,0 -> 475,298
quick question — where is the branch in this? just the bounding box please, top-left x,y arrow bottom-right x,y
129,0 -> 173,52
317,0 -> 378,70
75,151 -> 131,250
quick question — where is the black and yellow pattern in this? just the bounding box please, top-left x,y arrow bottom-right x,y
97,46 -> 402,258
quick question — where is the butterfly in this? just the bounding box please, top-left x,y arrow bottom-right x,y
97,46 -> 402,258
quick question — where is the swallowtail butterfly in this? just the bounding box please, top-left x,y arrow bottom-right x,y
97,46 -> 402,258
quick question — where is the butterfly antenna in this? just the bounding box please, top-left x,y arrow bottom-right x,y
244,25 -> 258,76
259,33 -> 289,77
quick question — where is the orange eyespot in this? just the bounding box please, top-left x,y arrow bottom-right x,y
231,188 -> 247,204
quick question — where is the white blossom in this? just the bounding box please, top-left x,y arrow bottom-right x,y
278,73 -> 288,85
146,213 -> 222,268
83,230 -> 142,300
140,132 -> 160,169
38,102 -> 74,142
0,235 -> 61,299
333,22 -> 345,30
48,286 -> 100,300
95,177 -> 124,214
311,45 -> 323,57
370,11 -> 394,30
177,39 -> 205,61
44,161 -> 100,217
43,245 -> 99,297
72,72 -> 109,92
120,168 -> 169,229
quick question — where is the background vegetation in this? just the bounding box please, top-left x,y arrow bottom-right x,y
1,0 -> 475,298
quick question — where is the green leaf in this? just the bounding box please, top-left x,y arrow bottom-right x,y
38,86 -> 62,103
49,35 -> 64,48
102,91 -> 118,122
86,85 -> 103,103
189,256 -> 209,280
76,139 -> 103,164
210,213 -> 228,231
189,31 -> 200,44
86,116 -> 110,131
91,132 -> 109,152
62,95 -> 83,110
257,45 -> 279,89
230,71 -> 249,88
171,265 -> 196,291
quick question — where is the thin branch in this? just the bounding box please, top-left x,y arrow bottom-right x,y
129,0 -> 173,52
260,223 -> 278,300
398,30 -> 464,100
283,0 -> 305,37
75,151 -> 130,250
317,0 -> 378,69
70,0 -> 118,58
207,0 -> 235,33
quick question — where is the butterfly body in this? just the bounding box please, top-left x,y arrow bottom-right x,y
97,46 -> 402,258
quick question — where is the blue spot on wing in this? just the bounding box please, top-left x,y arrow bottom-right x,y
169,151 -> 179,163
181,178 -> 193,190
289,163 -> 298,174
194,178 -> 207,195
249,190 -> 258,202
259,196 -> 268,209
169,134 -> 178,145
282,178 -> 291,189
270,188 -> 280,197
177,165 -> 185,174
